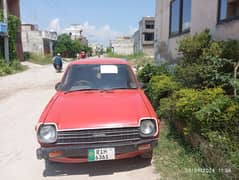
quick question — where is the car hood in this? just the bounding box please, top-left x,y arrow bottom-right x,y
44,90 -> 150,130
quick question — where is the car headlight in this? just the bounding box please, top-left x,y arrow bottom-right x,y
38,125 -> 57,144
140,119 -> 156,137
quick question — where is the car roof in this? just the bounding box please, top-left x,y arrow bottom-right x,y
69,58 -> 130,65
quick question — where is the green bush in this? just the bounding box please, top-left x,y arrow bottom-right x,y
158,87 -> 239,172
174,88 -> 225,133
220,40 -> 239,64
176,30 -> 239,95
154,30 -> 239,177
158,97 -> 175,121
174,63 -> 213,89
137,63 -> 171,84
195,96 -> 239,135
148,75 -> 179,108
178,29 -> 211,65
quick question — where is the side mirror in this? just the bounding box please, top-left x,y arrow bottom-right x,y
55,82 -> 62,91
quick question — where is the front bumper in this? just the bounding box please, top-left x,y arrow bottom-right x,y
37,139 -> 158,163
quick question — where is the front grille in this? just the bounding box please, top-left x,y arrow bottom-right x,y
56,127 -> 141,145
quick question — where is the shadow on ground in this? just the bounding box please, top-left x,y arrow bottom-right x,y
43,157 -> 151,177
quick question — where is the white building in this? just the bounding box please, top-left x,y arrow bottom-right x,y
88,42 -> 103,56
21,24 -> 57,55
65,24 -> 88,46
110,36 -> 134,55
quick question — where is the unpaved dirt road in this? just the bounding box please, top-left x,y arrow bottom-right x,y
0,62 -> 159,180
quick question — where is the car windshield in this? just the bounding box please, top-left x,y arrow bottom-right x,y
61,64 -> 138,92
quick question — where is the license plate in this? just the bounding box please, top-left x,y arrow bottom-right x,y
88,148 -> 115,161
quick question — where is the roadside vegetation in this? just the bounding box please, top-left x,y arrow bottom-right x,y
0,11 -> 20,60
138,30 -> 239,179
0,11 -> 27,76
24,52 -> 53,65
0,59 -> 27,76
154,122 -> 214,180
107,51 -> 154,67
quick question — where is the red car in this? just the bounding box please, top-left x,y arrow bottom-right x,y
36,58 -> 160,163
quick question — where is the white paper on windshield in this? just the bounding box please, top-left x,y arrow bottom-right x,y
100,65 -> 118,74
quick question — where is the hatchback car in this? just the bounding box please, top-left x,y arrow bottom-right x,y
36,58 -> 160,163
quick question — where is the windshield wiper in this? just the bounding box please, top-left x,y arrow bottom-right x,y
64,88 -> 101,94
107,87 -> 137,90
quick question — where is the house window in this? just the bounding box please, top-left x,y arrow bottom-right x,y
145,21 -> 155,29
169,0 -> 191,37
218,0 -> 239,22
144,33 -> 154,41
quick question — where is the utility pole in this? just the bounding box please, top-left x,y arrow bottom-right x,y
3,0 -> 9,63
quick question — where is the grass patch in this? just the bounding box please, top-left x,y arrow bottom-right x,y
154,121 -> 219,180
0,59 -> 28,76
28,53 -> 52,65
107,52 -> 154,67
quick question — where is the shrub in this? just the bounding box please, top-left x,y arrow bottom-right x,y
158,97 -> 175,121
157,30 -> 239,176
174,63 -> 213,89
178,29 -> 211,65
174,88 -> 225,133
158,87 -> 239,172
137,63 -> 171,85
148,75 -> 179,108
177,30 -> 239,96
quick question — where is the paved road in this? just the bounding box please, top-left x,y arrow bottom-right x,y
0,62 -> 159,180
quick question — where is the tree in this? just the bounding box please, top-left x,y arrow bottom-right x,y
54,34 -> 72,57
54,34 -> 88,58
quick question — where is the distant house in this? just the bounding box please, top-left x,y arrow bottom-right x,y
0,0 -> 24,60
21,24 -> 57,56
110,36 -> 134,55
155,0 -> 239,63
88,42 -> 103,56
65,24 -> 88,46
133,16 -> 155,57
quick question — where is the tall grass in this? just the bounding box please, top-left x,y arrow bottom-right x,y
0,59 -> 27,76
28,53 -> 53,65
154,121 -> 219,180
107,52 -> 154,67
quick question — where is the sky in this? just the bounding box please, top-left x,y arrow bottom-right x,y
20,0 -> 155,46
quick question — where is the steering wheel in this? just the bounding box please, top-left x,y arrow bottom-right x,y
74,80 -> 92,87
